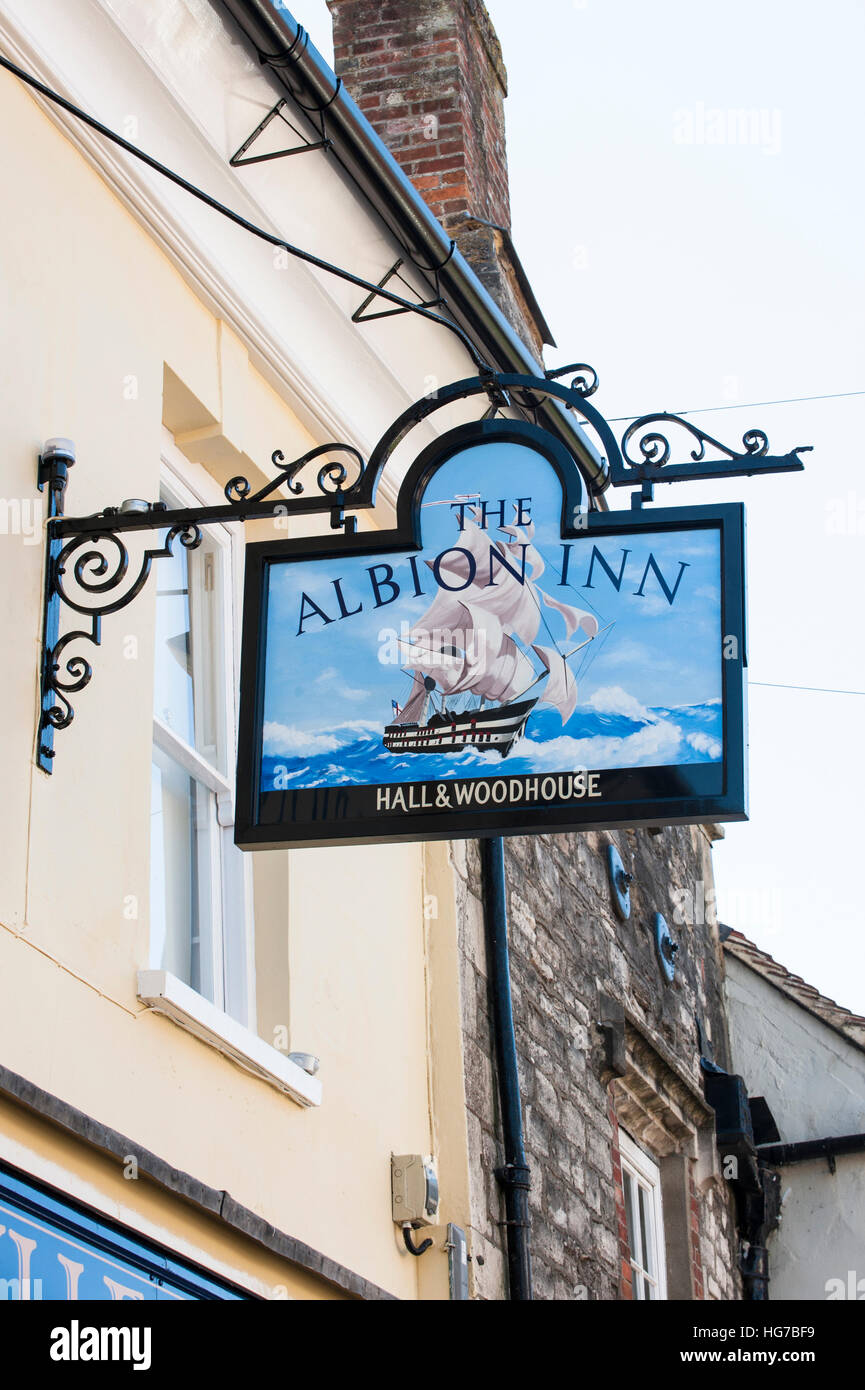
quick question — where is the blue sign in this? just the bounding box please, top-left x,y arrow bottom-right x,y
0,1163 -> 247,1300
236,425 -> 747,848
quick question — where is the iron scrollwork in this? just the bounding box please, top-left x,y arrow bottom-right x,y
42,525 -> 202,740
613,412 -> 810,488
224,443 -> 366,506
544,362 -> 600,398
38,439 -> 369,770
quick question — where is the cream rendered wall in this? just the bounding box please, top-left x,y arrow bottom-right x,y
725,957 -> 865,1301
0,56 -> 468,1298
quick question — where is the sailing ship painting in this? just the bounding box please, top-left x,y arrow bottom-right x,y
383,509 -> 603,759
258,444 -> 726,798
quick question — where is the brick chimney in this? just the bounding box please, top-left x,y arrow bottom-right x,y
327,0 -> 554,359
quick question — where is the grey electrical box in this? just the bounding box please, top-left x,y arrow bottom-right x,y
447,1224 -> 469,1300
391,1153 -> 439,1226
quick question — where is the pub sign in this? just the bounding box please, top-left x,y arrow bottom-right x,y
236,422 -> 746,848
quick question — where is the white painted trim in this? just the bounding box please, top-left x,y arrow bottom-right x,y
156,442 -> 255,1027
619,1129 -> 668,1300
136,970 -> 321,1108
153,716 -> 234,810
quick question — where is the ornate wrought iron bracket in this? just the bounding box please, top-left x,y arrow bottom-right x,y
34,369 -> 809,773
36,440 -> 369,774
611,411 -> 811,506
229,98 -> 332,167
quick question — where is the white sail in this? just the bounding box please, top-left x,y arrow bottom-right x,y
397,503 -> 601,723
478,636 -> 537,704
542,592 -> 599,639
425,534 -> 541,648
499,520 -> 545,580
400,638 -> 469,694
532,644 -> 578,723
392,672 -> 429,725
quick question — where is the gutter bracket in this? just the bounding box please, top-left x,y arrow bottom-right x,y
229,97 -> 332,166
352,259 -> 445,325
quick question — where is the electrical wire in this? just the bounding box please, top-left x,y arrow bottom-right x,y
0,53 -> 486,369
604,390 -> 865,424
749,681 -> 865,697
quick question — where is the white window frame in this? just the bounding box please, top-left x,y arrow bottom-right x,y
619,1129 -> 668,1301
149,430 -> 256,1028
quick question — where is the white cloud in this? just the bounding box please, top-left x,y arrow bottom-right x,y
686,731 -> 722,758
262,720 -> 378,756
313,667 -> 369,701
526,720 -> 684,770
586,685 -> 656,722
625,591 -> 677,618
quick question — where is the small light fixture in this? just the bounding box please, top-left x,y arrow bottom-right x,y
288,1051 -> 320,1076
119,498 -> 151,515
42,437 -> 76,465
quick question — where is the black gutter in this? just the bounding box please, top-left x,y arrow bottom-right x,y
481,837 -> 532,1300
217,0 -> 609,497
759,1132 -> 865,1167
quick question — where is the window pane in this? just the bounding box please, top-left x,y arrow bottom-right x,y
150,748 -> 219,1002
638,1182 -> 655,1279
154,521 -> 225,772
623,1171 -> 637,1264
154,538 -> 195,746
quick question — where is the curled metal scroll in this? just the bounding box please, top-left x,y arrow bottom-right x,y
43,524 -> 201,732
621,414 -> 769,471
224,443 -> 366,507
544,362 -> 600,398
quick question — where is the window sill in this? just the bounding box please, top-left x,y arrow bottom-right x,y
136,971 -> 321,1108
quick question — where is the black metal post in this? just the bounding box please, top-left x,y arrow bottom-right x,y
480,835 -> 532,1300
37,439 -> 75,774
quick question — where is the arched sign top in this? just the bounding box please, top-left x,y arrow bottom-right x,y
392,419 -> 587,549
355,373 -> 617,511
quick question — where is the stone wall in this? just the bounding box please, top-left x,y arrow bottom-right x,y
452,826 -> 742,1301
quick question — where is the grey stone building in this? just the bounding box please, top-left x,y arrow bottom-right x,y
327,0 -> 743,1301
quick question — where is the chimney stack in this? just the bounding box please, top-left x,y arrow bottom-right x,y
327,0 -> 553,359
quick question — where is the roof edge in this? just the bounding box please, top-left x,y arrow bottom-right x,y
723,930 -> 865,1054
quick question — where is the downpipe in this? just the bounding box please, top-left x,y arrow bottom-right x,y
480,836 -> 532,1300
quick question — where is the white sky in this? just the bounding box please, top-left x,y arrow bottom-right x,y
290,0 -> 865,1012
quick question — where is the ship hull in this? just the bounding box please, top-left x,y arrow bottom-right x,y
383,698 -> 538,759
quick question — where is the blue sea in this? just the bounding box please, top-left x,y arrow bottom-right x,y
260,700 -> 723,792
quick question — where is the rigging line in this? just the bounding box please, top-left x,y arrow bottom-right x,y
559,576 -> 606,624
749,681 -> 865,697
0,53 -> 487,371
495,536 -> 567,652
603,389 -> 865,424
575,621 -> 614,683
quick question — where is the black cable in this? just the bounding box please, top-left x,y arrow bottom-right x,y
749,681 -> 865,697
0,53 -> 486,370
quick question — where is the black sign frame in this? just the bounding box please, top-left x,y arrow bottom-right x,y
235,419 -> 747,849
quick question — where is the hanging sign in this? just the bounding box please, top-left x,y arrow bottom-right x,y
236,421 -> 746,848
